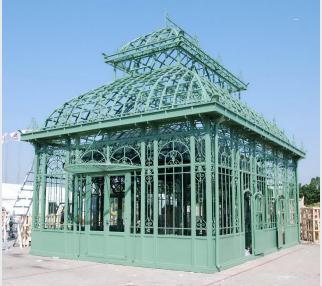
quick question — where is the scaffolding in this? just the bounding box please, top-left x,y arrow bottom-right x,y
300,206 -> 320,243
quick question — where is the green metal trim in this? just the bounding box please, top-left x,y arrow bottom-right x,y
64,162 -> 140,174
21,102 -> 304,158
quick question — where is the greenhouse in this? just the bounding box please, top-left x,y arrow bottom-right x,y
21,18 -> 305,272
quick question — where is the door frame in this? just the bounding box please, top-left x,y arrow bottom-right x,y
276,195 -> 286,248
72,171 -> 132,259
106,172 -> 132,235
242,190 -> 253,256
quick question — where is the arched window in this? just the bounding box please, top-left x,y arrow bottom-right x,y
218,128 -> 233,235
81,150 -> 106,163
110,145 -> 141,165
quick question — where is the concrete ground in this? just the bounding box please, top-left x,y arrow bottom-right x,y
2,244 -> 320,286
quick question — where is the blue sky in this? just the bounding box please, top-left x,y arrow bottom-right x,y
3,0 -> 319,184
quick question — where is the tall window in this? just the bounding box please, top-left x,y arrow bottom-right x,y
264,147 -> 276,228
256,146 -> 267,229
75,175 -> 86,231
90,176 -> 104,231
67,174 -> 74,230
158,140 -> 191,236
239,137 -> 251,233
218,128 -> 233,235
196,165 -> 206,236
44,154 -> 65,230
255,195 -> 264,229
288,161 -> 296,225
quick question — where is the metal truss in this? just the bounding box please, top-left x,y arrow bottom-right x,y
104,17 -> 247,93
22,18 -> 304,160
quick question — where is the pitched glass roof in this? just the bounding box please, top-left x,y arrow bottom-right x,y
44,64 -> 290,144
20,19 -> 304,156
45,65 -> 225,128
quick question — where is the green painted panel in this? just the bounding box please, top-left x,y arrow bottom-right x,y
87,233 -> 105,258
254,229 -> 277,254
157,237 -> 192,265
129,235 -> 142,263
285,225 -> 298,246
141,236 -> 155,263
30,229 -> 299,273
219,234 -> 244,264
193,238 -> 208,267
105,234 -> 127,261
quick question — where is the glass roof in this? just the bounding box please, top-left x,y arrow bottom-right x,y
44,64 -> 289,143
45,65 -> 224,128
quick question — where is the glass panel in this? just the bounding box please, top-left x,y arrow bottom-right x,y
44,175 -> 65,229
219,167 -> 233,235
109,176 -> 125,232
158,166 -> 191,236
76,176 -> 86,231
90,177 -> 104,231
67,175 -> 74,230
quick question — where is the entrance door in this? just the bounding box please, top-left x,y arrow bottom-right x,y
276,197 -> 286,248
73,173 -> 131,259
106,173 -> 131,260
244,192 -> 252,255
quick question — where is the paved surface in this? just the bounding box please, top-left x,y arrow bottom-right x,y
2,244 -> 320,286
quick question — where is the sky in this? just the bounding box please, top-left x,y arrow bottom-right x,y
3,0 -> 319,184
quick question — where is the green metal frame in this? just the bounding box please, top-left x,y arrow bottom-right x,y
21,18 -> 304,273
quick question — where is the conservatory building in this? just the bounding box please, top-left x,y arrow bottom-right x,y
21,19 -> 305,272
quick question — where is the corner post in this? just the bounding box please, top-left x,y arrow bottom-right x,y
140,141 -> 146,234
64,140 -> 71,231
104,144 -> 110,234
85,175 -> 91,233
214,122 -> 220,270
231,132 -> 236,234
205,120 -> 213,268
40,150 -> 47,230
153,135 -> 159,262
32,144 -> 40,229
190,133 -> 196,266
